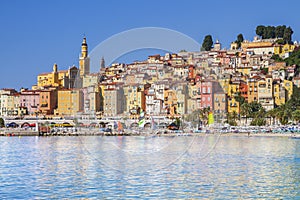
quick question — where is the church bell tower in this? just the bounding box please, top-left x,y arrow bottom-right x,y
79,37 -> 90,77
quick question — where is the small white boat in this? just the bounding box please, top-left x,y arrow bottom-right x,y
290,134 -> 300,139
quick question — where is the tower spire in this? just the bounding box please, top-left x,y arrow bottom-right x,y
81,37 -> 88,58
79,36 -> 90,77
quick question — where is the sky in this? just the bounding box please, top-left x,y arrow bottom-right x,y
0,0 -> 299,90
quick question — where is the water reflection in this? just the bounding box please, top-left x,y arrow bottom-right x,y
0,136 -> 299,199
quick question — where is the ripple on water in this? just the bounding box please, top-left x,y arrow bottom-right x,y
0,136 -> 299,199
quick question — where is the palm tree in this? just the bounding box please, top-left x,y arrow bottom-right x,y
292,110 -> 300,123
199,107 -> 210,127
226,111 -> 238,126
267,108 -> 277,125
275,105 -> 290,125
240,103 -> 251,125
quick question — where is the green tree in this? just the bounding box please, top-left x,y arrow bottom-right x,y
249,101 -> 262,117
0,118 -> 4,127
283,26 -> 293,44
271,54 -> 283,62
202,35 -> 213,51
292,110 -> 300,123
185,109 -> 201,128
267,108 -> 277,125
226,111 -> 238,126
256,25 -> 265,37
240,103 -> 251,124
234,92 -> 245,105
285,48 -> 300,66
236,33 -> 244,49
199,107 -> 210,126
275,38 -> 285,45
264,26 -> 275,39
275,25 -> 286,38
250,118 -> 266,126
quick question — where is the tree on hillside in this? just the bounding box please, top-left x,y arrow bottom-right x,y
256,25 -> 265,37
283,26 -> 293,44
275,25 -> 286,38
285,48 -> 300,66
265,26 -> 275,39
201,35 -> 213,51
255,25 -> 293,42
236,33 -> 244,49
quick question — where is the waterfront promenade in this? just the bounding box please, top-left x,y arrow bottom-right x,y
1,127 -> 298,137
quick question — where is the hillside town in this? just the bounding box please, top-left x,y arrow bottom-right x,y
1,27 -> 300,127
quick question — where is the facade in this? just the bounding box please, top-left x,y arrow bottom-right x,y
0,89 -> 18,116
37,64 -> 79,89
19,89 -> 40,115
103,86 -> 124,117
39,88 -> 57,115
82,86 -> 103,115
257,76 -> 274,111
164,89 -> 178,117
273,81 -> 286,106
82,73 -> 99,88
200,81 -> 213,109
55,89 -> 83,116
213,92 -> 227,122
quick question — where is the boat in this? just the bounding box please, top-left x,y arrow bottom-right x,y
290,134 -> 300,139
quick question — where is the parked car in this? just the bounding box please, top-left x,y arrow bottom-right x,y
6,122 -> 19,128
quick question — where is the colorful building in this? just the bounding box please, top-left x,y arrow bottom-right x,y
19,89 -> 40,115
39,88 -> 57,115
55,89 -> 83,116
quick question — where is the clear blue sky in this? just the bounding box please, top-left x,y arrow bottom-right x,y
0,0 -> 299,90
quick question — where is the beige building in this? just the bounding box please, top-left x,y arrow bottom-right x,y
103,86 -> 124,117
0,89 -> 19,116
257,76 -> 274,111
55,89 -> 83,116
213,92 -> 227,122
83,73 -> 99,88
83,86 -> 103,115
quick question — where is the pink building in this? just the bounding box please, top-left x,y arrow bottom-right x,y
200,81 -> 213,109
200,80 -> 225,110
19,89 -> 40,115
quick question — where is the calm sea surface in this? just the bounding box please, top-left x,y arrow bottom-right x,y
0,135 -> 299,199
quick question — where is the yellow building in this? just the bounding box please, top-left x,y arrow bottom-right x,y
228,81 -> 240,97
37,64 -> 79,89
283,79 -> 293,100
164,89 -> 178,117
124,84 -> 145,119
227,97 -> 239,113
236,67 -> 252,75
55,89 -> 83,116
241,38 -> 273,51
37,64 -> 59,88
247,78 -> 259,103
273,82 -> 285,106
274,43 -> 295,58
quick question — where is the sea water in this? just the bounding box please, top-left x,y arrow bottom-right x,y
0,135 -> 299,199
